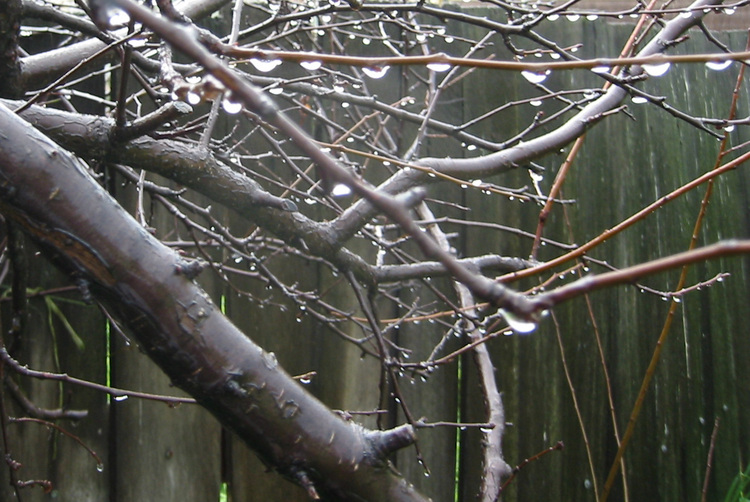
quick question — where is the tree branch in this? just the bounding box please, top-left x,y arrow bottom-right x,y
0,101 -> 428,502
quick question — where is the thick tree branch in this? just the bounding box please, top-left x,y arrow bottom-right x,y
0,101 -> 428,502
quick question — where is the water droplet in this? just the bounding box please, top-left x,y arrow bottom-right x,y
222,97 -> 243,114
300,60 -> 323,71
471,179 -> 483,186
521,70 -> 550,84
706,60 -> 732,71
530,99 -> 543,107
547,14 -> 560,21
444,36 -> 454,44
566,13 -> 580,22
268,86 -> 283,95
631,96 -> 648,104
672,296 -> 682,303
104,6 -> 130,28
341,102 -> 350,108
591,65 -> 610,74
362,38 -> 371,45
114,395 -> 129,402
586,14 -> 599,21
416,33 -> 427,42
724,7 -> 736,15
331,183 -> 352,196
680,10 -> 694,19
427,62 -> 452,72
186,91 -> 201,105
642,61 -> 671,77
362,66 -> 390,79
499,309 -> 538,334
724,124 -> 736,132
96,463 -> 104,473
583,90 -> 598,99
250,58 -> 282,73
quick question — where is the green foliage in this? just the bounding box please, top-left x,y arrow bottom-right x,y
723,464 -> 750,502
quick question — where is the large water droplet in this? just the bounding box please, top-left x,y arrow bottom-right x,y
222,97 -> 243,114
250,58 -> 282,73
300,60 -> 323,70
591,65 -> 610,74
114,395 -> 129,402
631,95 -> 648,104
186,91 -> 201,105
521,70 -> 550,84
705,60 -> 732,71
362,66 -> 390,79
427,62 -> 452,72
331,183 -> 352,196
268,86 -> 284,95
566,14 -> 580,22
499,309 -> 538,334
724,7 -> 736,15
96,463 -> 104,473
642,61 -> 671,77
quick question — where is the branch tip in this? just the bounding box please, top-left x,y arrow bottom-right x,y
366,424 -> 416,459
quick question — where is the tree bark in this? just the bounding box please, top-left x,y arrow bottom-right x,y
0,102 -> 428,501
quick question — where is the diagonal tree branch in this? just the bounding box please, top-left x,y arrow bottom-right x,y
0,100 -> 429,502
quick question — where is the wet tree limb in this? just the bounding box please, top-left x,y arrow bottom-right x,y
0,101 -> 428,502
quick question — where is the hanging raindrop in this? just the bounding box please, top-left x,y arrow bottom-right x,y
331,183 -> 352,196
499,309 -> 539,334
631,96 -> 648,104
642,61 -> 671,77
250,58 -> 282,73
705,60 -> 732,71
300,60 -> 323,71
186,91 -> 201,105
521,70 -> 550,84
362,66 -> 390,79
222,96 -> 243,114
427,62 -> 452,72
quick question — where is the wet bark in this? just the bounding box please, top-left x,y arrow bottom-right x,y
0,101 -> 428,502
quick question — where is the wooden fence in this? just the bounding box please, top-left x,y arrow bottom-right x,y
2,7 -> 749,502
